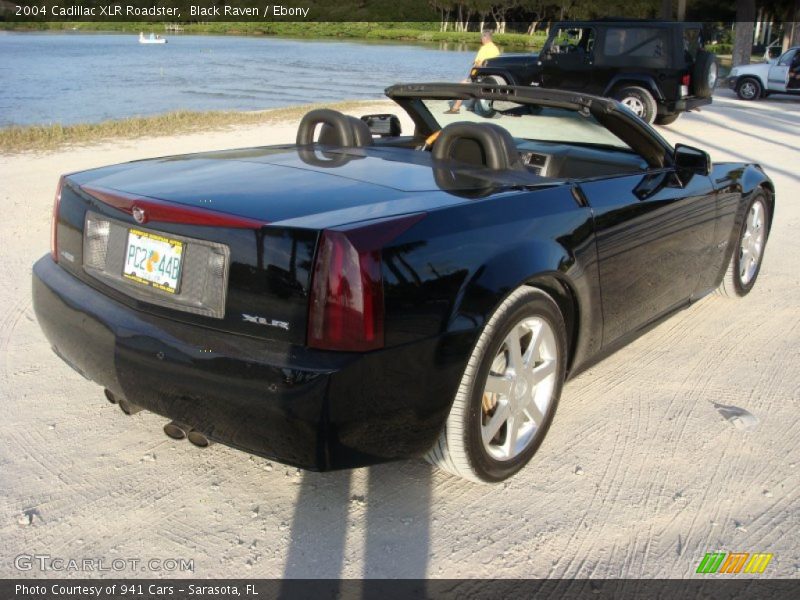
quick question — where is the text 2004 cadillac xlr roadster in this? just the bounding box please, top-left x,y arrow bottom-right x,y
33,83 -> 773,482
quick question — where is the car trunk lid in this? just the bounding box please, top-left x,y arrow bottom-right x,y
67,146 -> 498,229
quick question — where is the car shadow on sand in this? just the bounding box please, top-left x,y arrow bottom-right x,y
280,459 -> 434,583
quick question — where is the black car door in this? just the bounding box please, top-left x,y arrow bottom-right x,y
578,168 -> 717,346
539,26 -> 597,91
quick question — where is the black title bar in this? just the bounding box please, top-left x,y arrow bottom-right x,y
1,1 -> 760,23
3,579 -> 800,600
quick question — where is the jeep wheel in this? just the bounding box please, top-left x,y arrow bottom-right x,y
615,86 -> 657,123
736,77 -> 762,101
692,51 -> 718,98
477,74 -> 507,86
474,75 -> 506,118
654,113 -> 680,126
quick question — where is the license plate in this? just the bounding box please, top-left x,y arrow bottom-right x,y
123,229 -> 184,294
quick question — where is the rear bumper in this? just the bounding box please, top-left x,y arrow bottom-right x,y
33,256 -> 462,470
663,96 -> 712,114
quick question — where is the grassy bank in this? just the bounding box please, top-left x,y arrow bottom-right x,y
0,101 -> 382,154
0,21 -> 547,48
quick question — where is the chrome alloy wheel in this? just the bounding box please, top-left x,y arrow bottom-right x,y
621,96 -> 645,117
739,81 -> 758,100
480,317 -> 558,461
740,199 -> 766,285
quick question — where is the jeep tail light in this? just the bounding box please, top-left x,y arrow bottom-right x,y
308,213 -> 425,352
51,176 -> 65,262
681,74 -> 691,98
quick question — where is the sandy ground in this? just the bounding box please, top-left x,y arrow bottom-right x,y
0,91 -> 798,579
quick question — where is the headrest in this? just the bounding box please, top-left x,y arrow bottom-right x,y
296,109 -> 373,147
432,122 -> 523,171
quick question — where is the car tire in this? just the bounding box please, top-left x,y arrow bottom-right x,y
716,191 -> 770,298
736,77 -> 762,101
654,113 -> 680,126
477,74 -> 507,86
614,86 -> 657,123
425,287 -> 567,483
474,75 -> 506,118
692,50 -> 718,98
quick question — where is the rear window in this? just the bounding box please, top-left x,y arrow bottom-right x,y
602,28 -> 669,67
683,28 -> 702,60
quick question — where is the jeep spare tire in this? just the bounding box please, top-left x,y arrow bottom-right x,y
692,51 -> 718,98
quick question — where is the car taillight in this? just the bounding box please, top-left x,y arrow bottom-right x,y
50,176 -> 64,262
308,213 -> 425,352
681,74 -> 691,98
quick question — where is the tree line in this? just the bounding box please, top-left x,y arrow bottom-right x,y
429,1 -> 671,34
427,0 -> 800,53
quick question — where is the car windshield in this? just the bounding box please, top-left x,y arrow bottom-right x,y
420,98 -> 632,150
778,48 -> 798,66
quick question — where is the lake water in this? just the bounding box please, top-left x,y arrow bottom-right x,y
0,32 -> 479,127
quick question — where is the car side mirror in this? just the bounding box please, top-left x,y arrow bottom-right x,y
674,144 -> 711,176
360,114 -> 401,137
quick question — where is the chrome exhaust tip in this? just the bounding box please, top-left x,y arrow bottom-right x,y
163,421 -> 190,440
104,389 -> 117,404
187,430 -> 213,448
117,398 -> 143,415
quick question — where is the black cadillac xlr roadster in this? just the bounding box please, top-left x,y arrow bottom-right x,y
33,83 -> 773,482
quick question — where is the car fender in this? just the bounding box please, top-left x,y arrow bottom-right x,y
739,163 -> 774,197
728,63 -> 773,93
710,162 -> 775,284
734,63 -> 770,77
470,67 -> 522,86
733,72 -> 768,90
603,74 -> 665,101
740,164 -> 775,231
712,162 -> 774,205
447,235 -> 600,375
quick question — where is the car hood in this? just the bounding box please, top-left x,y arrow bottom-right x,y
729,63 -> 770,77
70,146 -> 539,228
484,53 -> 539,67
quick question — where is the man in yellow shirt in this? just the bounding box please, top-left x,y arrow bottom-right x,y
445,29 -> 501,114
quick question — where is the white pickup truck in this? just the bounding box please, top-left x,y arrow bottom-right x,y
727,47 -> 800,100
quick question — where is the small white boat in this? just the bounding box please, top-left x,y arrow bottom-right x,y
139,32 -> 167,45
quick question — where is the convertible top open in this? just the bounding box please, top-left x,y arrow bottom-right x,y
32,81 -> 774,482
